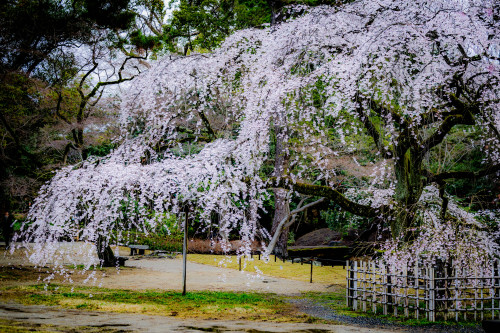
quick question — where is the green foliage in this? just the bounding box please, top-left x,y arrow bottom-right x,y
163,0 -> 270,53
321,205 -> 369,235
117,212 -> 184,252
86,141 -> 118,157
0,0 -> 156,212
0,0 -> 137,73
0,72 -> 52,189
129,29 -> 162,51
425,125 -> 497,206
120,229 -> 183,252
357,149 -> 378,166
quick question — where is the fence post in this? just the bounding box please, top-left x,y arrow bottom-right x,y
404,264 -> 409,318
353,261 -> 358,310
435,258 -> 445,320
429,265 -> 435,322
415,260 -> 419,319
474,267 -> 478,321
496,259 -> 500,320
495,259 -> 500,320
387,266 -> 393,315
372,261 -> 377,314
383,263 -> 388,315
347,260 -> 352,307
362,261 -> 367,312
454,260 -> 458,322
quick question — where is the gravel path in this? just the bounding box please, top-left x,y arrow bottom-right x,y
287,298 -> 484,333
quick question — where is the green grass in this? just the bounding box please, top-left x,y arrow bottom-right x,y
0,284 -> 315,322
187,254 -> 347,284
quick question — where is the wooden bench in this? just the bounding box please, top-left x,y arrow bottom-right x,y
128,244 -> 149,255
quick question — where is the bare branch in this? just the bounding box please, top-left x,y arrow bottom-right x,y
264,197 -> 325,256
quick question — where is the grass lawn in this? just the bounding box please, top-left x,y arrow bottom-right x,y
0,284 -> 323,322
187,254 -> 347,285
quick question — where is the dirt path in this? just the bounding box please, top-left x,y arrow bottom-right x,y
108,257 -> 336,293
1,245 -> 336,294
0,302 -> 406,333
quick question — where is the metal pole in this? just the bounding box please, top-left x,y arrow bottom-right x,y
182,210 -> 188,296
310,259 -> 313,283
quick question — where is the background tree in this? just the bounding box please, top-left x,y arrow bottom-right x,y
163,0 -> 271,54
0,0 -> 155,214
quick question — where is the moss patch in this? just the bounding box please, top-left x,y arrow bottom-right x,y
0,318 -> 123,333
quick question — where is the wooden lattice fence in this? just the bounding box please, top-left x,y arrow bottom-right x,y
346,259 -> 500,321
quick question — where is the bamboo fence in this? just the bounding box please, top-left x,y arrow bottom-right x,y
346,259 -> 500,321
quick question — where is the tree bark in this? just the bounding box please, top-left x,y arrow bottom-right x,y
96,235 -> 117,267
271,188 -> 290,258
393,146 -> 424,240
266,197 -> 324,256
271,124 -> 290,258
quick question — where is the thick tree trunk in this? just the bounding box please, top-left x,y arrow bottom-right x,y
96,235 -> 117,267
271,189 -> 290,258
271,124 -> 290,258
393,147 -> 424,239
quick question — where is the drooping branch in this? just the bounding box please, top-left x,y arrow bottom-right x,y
270,178 -> 382,218
426,164 -> 500,183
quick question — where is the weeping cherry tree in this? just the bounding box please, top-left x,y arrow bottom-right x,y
18,0 -> 500,277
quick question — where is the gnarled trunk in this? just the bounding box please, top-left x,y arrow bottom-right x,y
393,147 -> 424,239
